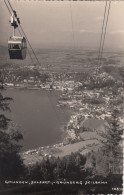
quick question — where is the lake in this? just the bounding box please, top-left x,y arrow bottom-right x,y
3,88 -> 71,151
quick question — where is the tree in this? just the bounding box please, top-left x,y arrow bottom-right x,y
0,79 -> 26,186
102,109 -> 123,174
29,153 -> 87,181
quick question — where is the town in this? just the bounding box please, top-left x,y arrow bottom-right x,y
1,59 -> 122,168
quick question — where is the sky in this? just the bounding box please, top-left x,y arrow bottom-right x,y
0,0 -> 124,50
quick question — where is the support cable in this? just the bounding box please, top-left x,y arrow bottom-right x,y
4,0 -> 11,14
17,26 -> 36,66
7,0 -> 41,67
96,0 -> 111,88
99,0 -> 111,66
4,0 -> 35,66
4,0 -> 62,125
97,0 -> 111,70
97,0 -> 108,69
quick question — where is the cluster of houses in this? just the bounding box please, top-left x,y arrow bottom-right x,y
23,142 -> 64,157
58,75 -> 123,143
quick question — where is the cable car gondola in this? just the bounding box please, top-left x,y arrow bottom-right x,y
8,36 -> 27,59
8,11 -> 27,60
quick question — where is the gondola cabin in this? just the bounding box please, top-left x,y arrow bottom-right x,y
8,36 -> 27,59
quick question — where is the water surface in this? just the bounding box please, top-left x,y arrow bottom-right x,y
4,88 -> 70,150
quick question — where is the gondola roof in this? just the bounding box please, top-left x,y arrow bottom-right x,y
8,36 -> 26,44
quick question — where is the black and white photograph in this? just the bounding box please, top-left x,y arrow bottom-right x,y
0,0 -> 123,194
